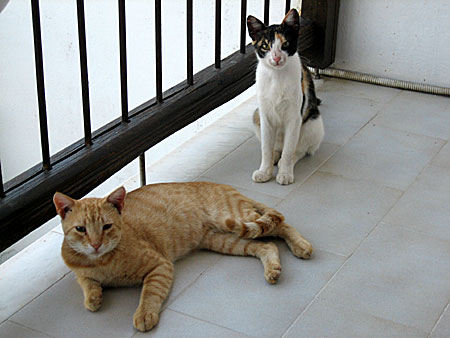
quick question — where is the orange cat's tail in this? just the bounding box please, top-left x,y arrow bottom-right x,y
225,203 -> 285,239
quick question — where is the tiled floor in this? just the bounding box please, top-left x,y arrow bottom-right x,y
1,78 -> 450,337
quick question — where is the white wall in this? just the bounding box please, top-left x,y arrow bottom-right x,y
0,0 -> 287,183
333,0 -> 450,88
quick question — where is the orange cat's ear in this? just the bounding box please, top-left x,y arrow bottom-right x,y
53,192 -> 75,219
106,186 -> 126,214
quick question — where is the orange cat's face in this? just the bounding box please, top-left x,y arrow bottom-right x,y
54,188 -> 126,259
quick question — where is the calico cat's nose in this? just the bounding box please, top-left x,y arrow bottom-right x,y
90,242 -> 102,250
273,56 -> 281,63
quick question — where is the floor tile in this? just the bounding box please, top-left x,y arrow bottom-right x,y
372,90 -> 450,140
196,176 -> 283,207
319,92 -> 383,145
431,304 -> 450,338
384,165 -> 450,242
133,309 -> 251,338
0,232 -> 69,323
145,125 -> 253,183
203,137 -> 339,199
165,251 -> 223,308
276,172 -> 402,257
169,245 -> 345,337
317,223 -> 450,332
431,141 -> 450,169
320,124 -> 444,190
283,298 -> 427,338
319,77 -> 402,103
0,321 -> 53,338
9,249 -> 223,337
10,273 -> 141,338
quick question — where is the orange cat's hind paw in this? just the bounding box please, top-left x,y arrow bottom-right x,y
287,236 -> 313,259
133,308 -> 159,332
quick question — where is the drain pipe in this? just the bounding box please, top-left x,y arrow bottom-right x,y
312,67 -> 450,97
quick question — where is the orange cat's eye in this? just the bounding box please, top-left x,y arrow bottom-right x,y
75,226 -> 86,233
103,224 -> 112,230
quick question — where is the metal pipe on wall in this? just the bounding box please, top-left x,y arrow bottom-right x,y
316,68 -> 450,97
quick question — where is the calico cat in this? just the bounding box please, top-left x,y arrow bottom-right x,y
247,9 -> 324,185
53,182 -> 313,332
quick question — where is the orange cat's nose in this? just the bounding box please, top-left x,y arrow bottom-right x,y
90,242 -> 102,250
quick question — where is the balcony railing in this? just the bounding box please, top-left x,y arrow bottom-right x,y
0,0 -> 339,252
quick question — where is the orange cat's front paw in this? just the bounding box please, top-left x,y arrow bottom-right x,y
265,263 -> 281,284
133,307 -> 159,332
84,290 -> 102,312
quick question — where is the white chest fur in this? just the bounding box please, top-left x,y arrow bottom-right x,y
255,53 -> 302,125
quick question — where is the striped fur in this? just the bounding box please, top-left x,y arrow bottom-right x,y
53,182 -> 313,332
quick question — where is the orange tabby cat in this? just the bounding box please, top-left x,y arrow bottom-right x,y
53,182 -> 313,332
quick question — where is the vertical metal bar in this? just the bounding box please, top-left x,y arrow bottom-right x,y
76,0 -> 92,146
119,0 -> 129,122
155,0 -> 163,102
285,0 -> 291,14
215,0 -> 221,68
31,0 -> 51,170
264,0 -> 270,25
186,0 -> 193,85
0,160 -> 4,198
314,67 -> 321,79
118,0 -> 129,122
240,0 -> 247,54
139,153 -> 146,186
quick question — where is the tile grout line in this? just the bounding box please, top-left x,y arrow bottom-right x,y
428,299 -> 450,338
5,271 -> 72,323
279,148 -> 445,338
277,88 -> 403,204
273,143 -> 342,205
166,308 -> 257,338
279,251 -> 350,338
162,255 -> 225,310
280,119 -> 415,338
6,319 -> 56,338
388,222 -> 450,245
280,142 -> 450,335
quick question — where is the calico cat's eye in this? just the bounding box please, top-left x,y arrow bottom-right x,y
282,41 -> 289,48
261,42 -> 269,50
103,224 -> 112,230
75,226 -> 86,233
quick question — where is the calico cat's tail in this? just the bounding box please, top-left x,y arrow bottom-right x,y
301,63 -> 321,123
252,108 -> 262,141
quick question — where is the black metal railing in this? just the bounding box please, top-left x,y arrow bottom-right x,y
0,0 -> 338,252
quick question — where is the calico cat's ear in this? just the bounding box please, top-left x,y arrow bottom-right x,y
281,8 -> 299,32
53,192 -> 75,219
247,15 -> 265,41
106,186 -> 126,214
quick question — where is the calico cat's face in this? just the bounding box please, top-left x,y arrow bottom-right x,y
247,9 -> 299,69
53,187 -> 126,259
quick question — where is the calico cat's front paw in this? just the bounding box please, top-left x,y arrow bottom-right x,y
252,169 -> 272,183
84,289 -> 102,312
276,173 -> 294,185
133,307 -> 159,332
